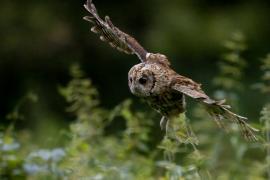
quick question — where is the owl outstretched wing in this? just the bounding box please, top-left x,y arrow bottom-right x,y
83,0 -> 148,62
171,75 -> 258,141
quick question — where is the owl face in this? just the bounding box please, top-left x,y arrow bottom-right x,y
128,61 -> 172,97
128,63 -> 156,97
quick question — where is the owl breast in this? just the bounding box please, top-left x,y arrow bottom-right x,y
144,90 -> 186,117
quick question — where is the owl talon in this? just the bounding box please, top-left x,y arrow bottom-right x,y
160,116 -> 167,130
165,119 -> 170,135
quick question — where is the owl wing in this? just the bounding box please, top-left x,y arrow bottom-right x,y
171,75 -> 258,141
83,0 -> 148,62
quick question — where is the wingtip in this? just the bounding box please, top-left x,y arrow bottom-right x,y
244,132 -> 259,142
85,0 -> 92,6
83,16 -> 93,22
84,0 -> 96,13
246,123 -> 260,132
91,26 -> 99,33
84,0 -> 89,9
83,3 -> 90,12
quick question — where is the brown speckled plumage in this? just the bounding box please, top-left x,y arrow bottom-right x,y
83,0 -> 258,141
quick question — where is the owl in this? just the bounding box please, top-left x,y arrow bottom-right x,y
83,0 -> 258,141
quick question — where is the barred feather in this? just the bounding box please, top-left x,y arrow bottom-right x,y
83,0 -> 147,62
171,76 -> 258,141
205,101 -> 258,141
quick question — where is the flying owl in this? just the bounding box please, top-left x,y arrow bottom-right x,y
83,0 -> 258,141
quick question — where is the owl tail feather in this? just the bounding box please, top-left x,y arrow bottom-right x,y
204,99 -> 259,141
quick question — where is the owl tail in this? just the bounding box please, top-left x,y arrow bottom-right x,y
203,99 -> 259,141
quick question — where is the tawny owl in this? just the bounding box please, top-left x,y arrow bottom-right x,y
83,0 -> 258,141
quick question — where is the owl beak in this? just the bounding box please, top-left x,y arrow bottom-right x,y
131,86 -> 138,94
130,86 -> 140,96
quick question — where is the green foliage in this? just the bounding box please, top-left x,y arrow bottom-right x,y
5,92 -> 38,132
59,66 -> 155,179
190,32 -> 265,179
258,54 -> 270,179
0,48 -> 269,179
260,104 -> 270,179
59,64 -> 106,137
254,54 -> 270,94
0,133 -> 25,179
213,32 -> 247,92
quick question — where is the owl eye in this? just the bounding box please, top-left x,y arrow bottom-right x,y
129,77 -> 133,83
138,77 -> 147,85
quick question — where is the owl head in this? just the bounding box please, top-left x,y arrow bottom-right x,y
128,63 -> 156,97
128,57 -> 171,97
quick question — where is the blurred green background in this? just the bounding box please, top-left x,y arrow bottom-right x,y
0,0 -> 270,179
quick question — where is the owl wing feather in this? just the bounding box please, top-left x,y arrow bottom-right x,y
171,75 -> 258,141
83,0 -> 148,62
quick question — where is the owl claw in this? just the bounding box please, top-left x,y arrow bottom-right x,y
160,117 -> 171,136
165,120 -> 170,135
160,116 -> 167,130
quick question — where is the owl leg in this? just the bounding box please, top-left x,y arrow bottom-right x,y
165,119 -> 170,135
160,116 -> 168,130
